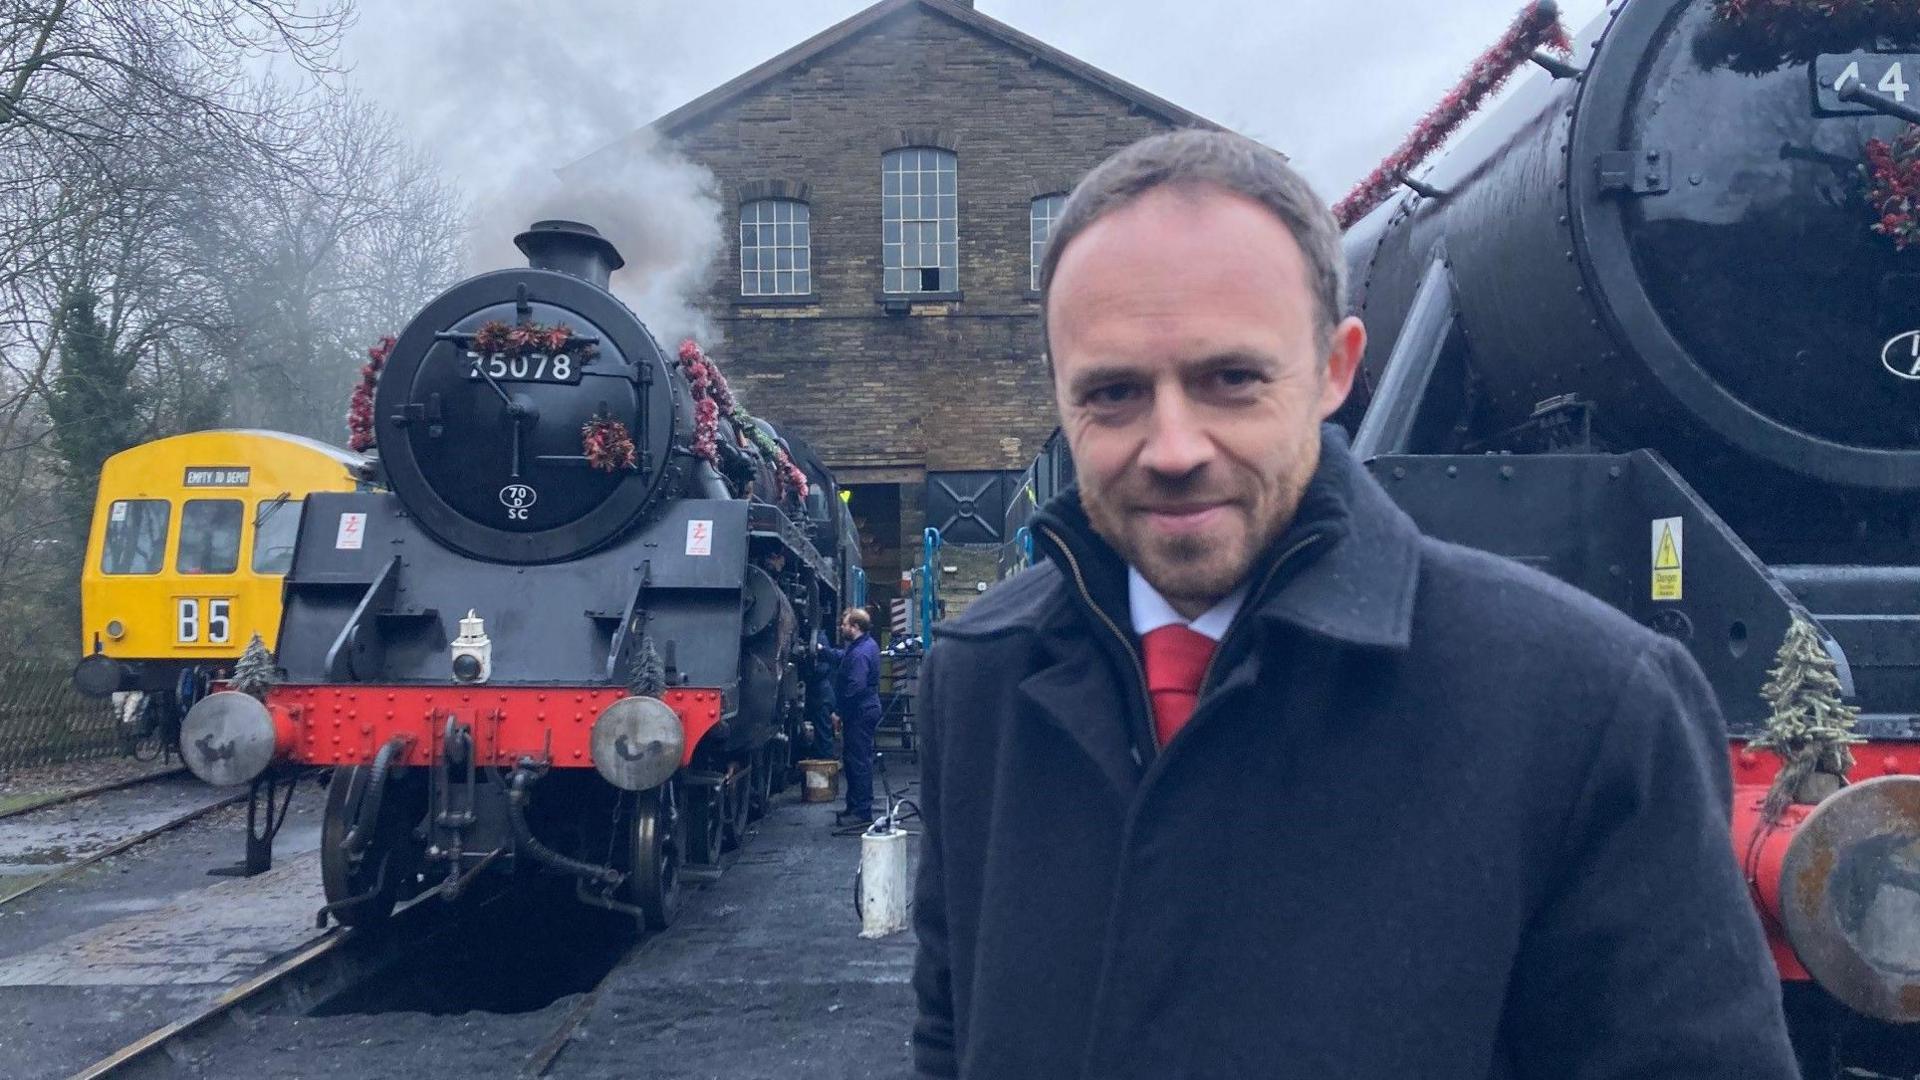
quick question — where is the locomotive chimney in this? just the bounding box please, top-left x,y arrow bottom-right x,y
514,219 -> 626,290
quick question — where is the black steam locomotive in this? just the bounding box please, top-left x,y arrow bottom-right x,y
1343,0 -> 1920,1069
176,220 -> 862,930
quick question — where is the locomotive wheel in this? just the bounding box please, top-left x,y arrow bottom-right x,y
627,782 -> 682,930
320,766 -> 401,927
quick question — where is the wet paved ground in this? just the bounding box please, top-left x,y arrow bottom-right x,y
0,767 -> 921,1079
0,774 -> 242,900
0,778 -> 328,1079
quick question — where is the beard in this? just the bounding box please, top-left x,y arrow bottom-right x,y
1081,469 -> 1305,615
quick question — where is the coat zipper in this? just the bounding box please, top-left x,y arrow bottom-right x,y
1035,523 -> 1152,738
1039,521 -> 1324,1080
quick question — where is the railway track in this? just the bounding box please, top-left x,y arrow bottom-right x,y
65,881 -> 647,1080
0,771 -> 247,908
0,766 -> 187,822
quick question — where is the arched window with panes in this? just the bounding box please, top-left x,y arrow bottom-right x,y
1030,193 -> 1066,291
740,198 -> 811,297
882,148 -> 957,294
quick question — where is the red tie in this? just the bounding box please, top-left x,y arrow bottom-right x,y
1141,625 -> 1216,746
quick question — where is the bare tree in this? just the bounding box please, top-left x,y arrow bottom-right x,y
0,2 -> 466,660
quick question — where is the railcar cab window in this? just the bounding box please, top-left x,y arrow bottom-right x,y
1030,193 -> 1066,291
100,499 -> 169,575
883,148 -> 957,294
741,198 -> 811,296
252,496 -> 303,575
176,499 -> 242,575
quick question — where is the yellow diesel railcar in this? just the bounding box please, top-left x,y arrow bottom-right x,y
72,430 -> 369,743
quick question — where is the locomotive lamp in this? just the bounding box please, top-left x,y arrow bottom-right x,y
450,610 -> 491,683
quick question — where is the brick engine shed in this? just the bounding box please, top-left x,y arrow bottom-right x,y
598,0 -> 1237,624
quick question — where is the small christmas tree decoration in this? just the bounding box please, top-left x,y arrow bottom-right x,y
628,634 -> 666,698
1749,613 -> 1864,821
231,633 -> 279,701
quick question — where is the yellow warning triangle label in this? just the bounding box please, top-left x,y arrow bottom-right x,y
1654,524 -> 1680,570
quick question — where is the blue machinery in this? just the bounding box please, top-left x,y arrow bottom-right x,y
918,527 -> 943,641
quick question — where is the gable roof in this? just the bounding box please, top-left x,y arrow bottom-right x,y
643,0 -> 1226,138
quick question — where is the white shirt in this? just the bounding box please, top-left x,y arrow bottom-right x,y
1127,567 -> 1247,643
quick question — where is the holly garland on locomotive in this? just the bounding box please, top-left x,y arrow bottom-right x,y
176,220 -> 863,930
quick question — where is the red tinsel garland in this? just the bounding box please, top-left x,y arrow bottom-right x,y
676,339 -> 810,500
346,335 -> 395,452
1334,2 -> 1571,230
1866,128 -> 1920,250
581,415 -> 639,472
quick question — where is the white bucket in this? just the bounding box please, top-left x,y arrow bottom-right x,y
858,826 -> 910,939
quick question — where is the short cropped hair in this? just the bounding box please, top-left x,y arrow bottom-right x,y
1039,129 -> 1345,353
843,608 -> 872,632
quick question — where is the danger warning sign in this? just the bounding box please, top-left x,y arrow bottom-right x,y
1651,517 -> 1682,601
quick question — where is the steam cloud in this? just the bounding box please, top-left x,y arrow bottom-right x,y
472,131 -> 724,348
345,0 -> 726,347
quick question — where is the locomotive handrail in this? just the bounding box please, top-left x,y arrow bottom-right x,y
1837,76 -> 1920,127
1352,256 -> 1459,460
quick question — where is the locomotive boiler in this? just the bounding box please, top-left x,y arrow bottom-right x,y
1340,0 -> 1919,1068
175,220 -> 861,930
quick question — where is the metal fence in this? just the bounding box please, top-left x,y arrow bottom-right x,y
0,660 -> 121,770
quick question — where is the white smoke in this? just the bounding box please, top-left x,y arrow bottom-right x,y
339,0 -> 727,347
472,130 -> 724,348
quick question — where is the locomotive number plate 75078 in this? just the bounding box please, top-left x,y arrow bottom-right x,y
465,349 -> 584,385
1813,53 -> 1920,115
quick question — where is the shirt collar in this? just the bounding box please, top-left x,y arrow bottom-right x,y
1128,567 -> 1247,643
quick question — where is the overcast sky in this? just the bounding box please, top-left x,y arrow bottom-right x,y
319,0 -> 1613,339
338,0 -> 1611,201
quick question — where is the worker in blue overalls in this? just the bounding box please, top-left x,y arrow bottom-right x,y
817,607 -> 881,826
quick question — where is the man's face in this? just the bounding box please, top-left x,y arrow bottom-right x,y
1047,185 -> 1364,617
840,617 -> 858,642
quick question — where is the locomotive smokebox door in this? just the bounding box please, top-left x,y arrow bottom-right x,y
372,221 -> 689,565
